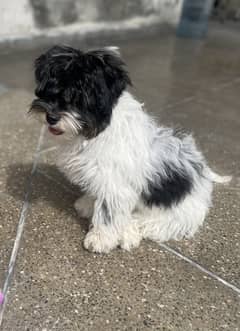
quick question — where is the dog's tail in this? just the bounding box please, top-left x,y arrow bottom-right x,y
206,168 -> 232,184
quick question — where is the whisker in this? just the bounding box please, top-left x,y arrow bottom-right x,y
61,112 -> 82,135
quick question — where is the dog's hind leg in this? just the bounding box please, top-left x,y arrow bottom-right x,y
139,193 -> 209,243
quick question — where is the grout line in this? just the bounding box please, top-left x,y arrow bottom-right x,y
39,146 -> 58,155
163,76 -> 240,112
164,96 -> 196,110
160,243 -> 240,296
211,76 -> 240,92
0,126 -> 46,327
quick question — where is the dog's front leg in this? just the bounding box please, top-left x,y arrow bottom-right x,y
83,199 -> 120,253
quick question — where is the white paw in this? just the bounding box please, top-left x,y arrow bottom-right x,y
120,222 -> 142,251
74,196 -> 94,219
120,237 -> 141,251
84,228 -> 119,253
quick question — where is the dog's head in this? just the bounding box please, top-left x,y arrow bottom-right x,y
30,45 -> 131,138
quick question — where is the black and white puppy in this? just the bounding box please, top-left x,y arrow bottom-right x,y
30,45 -> 231,253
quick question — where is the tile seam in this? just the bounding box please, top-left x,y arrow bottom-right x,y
0,125 -> 45,327
160,243 -> 240,296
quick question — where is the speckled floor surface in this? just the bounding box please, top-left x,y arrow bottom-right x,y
0,24 -> 239,330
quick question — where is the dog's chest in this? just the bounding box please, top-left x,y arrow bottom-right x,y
57,139 -> 106,189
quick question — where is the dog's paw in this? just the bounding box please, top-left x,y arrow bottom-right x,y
120,236 -> 141,251
84,228 -> 118,253
120,222 -> 141,251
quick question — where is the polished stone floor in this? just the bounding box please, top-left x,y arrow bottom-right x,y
0,24 -> 239,330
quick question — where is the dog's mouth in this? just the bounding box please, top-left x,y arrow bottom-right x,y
48,126 -> 64,135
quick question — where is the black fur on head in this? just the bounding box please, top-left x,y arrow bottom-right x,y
31,45 -> 131,137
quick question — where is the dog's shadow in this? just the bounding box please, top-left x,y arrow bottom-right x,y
6,163 -> 89,231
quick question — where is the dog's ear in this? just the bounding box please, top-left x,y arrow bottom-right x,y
73,46 -> 131,137
87,47 -> 132,100
103,46 -> 121,57
34,45 -> 84,97
34,52 -> 49,96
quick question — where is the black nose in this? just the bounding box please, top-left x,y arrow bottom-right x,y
46,114 -> 58,125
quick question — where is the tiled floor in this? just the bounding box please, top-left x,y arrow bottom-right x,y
0,24 -> 239,330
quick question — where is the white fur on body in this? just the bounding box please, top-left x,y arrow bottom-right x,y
57,91 -> 226,253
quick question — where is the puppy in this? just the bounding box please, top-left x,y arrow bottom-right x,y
30,45 -> 231,253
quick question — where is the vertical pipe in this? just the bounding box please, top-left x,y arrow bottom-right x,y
177,0 -> 214,38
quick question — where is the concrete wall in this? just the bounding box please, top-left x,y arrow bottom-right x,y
0,0 -> 183,40
0,0 -> 35,37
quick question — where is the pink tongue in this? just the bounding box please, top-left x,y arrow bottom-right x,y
48,127 -> 63,135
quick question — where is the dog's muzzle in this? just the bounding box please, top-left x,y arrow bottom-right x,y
29,99 -> 63,135
30,99 -> 60,125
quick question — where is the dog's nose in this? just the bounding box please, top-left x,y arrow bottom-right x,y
46,114 -> 58,125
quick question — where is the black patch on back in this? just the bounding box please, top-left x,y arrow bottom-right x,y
142,164 -> 193,208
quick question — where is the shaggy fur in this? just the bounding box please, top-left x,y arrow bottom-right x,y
30,45 -> 231,253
